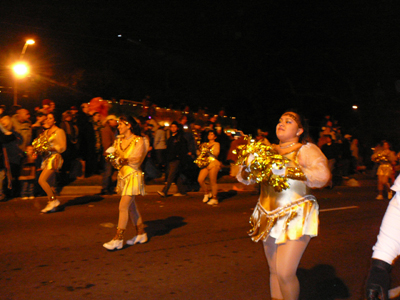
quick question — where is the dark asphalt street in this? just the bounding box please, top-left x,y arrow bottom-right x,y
1,186 -> 399,300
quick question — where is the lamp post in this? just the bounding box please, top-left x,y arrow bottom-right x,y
20,39 -> 35,60
12,62 -> 29,106
13,39 -> 35,106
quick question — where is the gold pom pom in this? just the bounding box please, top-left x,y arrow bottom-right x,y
106,152 -> 123,169
194,143 -> 213,169
32,135 -> 52,158
234,138 -> 291,192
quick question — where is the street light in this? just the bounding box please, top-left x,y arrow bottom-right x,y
13,39 -> 35,105
20,39 -> 35,60
12,62 -> 29,106
13,63 -> 29,77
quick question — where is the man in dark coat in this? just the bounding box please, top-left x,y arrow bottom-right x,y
0,122 -> 17,201
157,121 -> 188,197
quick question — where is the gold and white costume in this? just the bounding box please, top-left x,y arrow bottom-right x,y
112,136 -> 149,196
372,150 -> 396,177
33,128 -> 66,171
237,143 -> 330,244
194,142 -> 221,170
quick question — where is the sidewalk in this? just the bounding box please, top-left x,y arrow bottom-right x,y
59,171 -> 376,196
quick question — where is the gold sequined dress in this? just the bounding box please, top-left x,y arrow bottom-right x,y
35,128 -> 66,171
114,136 -> 149,196
237,143 -> 330,244
371,150 -> 396,177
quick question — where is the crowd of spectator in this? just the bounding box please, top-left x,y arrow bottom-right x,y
316,115 -> 400,190
0,97 -> 245,201
317,115 -> 363,186
1,100 -> 398,202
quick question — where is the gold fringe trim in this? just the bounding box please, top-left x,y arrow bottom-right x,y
248,195 -> 317,243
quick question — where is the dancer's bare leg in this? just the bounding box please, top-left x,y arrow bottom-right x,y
264,235 -> 311,300
378,175 -> 389,197
198,168 -> 210,195
118,195 -> 135,230
264,237 -> 283,300
128,196 -> 145,234
38,168 -> 55,200
208,166 -> 219,198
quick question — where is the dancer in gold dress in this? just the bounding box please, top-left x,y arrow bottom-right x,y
195,129 -> 221,205
237,110 -> 330,300
103,115 -> 149,250
33,113 -> 66,213
371,141 -> 397,200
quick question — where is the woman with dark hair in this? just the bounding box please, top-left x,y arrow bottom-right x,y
34,113 -> 67,213
371,140 -> 397,200
103,115 -> 149,250
157,121 -> 188,197
237,110 -> 330,300
196,129 -> 221,205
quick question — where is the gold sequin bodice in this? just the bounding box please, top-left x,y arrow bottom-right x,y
116,136 -> 142,177
259,149 -> 309,211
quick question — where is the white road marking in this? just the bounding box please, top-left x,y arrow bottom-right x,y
320,206 -> 359,212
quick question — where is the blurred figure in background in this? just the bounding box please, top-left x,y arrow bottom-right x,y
36,113 -> 66,213
215,124 -> 231,165
11,107 -> 32,152
371,141 -> 397,200
78,102 -> 96,177
255,129 -> 271,146
0,119 -> 16,201
153,123 -> 167,172
197,129 -> 221,205
100,115 -> 118,195
321,135 -> 338,188
350,138 -> 360,173
31,110 -> 47,141
91,112 -> 103,174
1,116 -> 25,198
157,121 -> 188,197
60,110 -> 80,183
18,145 -> 37,200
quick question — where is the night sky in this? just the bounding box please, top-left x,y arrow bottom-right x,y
1,1 -> 400,145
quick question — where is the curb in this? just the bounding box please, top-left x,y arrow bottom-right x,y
59,179 -> 376,196
59,182 -> 255,196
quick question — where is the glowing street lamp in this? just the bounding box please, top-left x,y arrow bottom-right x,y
12,62 -> 30,106
13,39 -> 35,105
20,39 -> 35,59
13,63 -> 29,77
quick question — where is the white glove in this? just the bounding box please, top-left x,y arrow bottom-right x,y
245,153 -> 255,172
271,163 -> 286,176
106,146 -> 116,154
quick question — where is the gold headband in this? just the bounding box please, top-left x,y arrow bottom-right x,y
282,113 -> 303,128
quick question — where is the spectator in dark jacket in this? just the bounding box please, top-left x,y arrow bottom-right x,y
0,121 -> 17,201
157,121 -> 188,197
77,103 -> 96,177
1,116 -> 25,198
